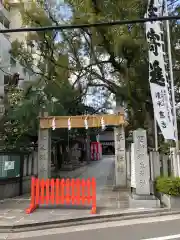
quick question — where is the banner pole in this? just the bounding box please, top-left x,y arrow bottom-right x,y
154,112 -> 158,151
164,0 -> 180,175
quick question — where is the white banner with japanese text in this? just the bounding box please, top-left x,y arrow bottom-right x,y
145,0 -> 175,140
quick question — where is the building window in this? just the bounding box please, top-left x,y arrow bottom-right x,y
4,74 -> 10,85
4,75 -> 10,93
23,67 -> 27,75
10,56 -> 16,67
0,14 -> 10,29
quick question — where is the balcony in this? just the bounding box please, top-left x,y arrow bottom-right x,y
0,0 -> 10,20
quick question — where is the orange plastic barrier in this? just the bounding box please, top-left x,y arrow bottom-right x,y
26,177 -> 96,214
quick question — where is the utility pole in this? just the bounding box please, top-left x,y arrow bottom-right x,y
164,0 -> 180,175
154,114 -> 158,151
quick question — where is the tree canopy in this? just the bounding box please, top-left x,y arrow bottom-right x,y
3,0 -> 180,150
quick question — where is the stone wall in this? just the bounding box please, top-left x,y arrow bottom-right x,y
0,151 -> 38,200
0,176 -> 31,200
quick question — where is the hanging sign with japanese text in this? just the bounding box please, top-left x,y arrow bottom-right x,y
145,0 -> 175,140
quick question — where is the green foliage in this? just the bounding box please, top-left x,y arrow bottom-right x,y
10,41 -> 34,69
6,0 -> 180,150
156,176 -> 180,196
63,0 -> 153,136
2,1 -> 99,150
62,0 -> 180,147
158,141 -> 177,155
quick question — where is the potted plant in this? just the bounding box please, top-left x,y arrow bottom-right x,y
156,176 -> 180,209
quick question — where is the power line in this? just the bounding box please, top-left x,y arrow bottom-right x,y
1,15 -> 180,33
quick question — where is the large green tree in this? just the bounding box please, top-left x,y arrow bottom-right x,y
62,0 -> 154,141
7,0 -> 180,150
6,0 -> 152,146
62,0 -> 180,147
1,1 -> 80,149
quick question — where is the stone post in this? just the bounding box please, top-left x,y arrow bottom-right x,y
131,143 -> 136,188
162,155 -> 168,176
170,148 -> 178,177
149,151 -> 160,194
133,128 -> 150,195
114,125 -> 126,188
33,151 -> 38,176
85,134 -> 91,163
28,154 -> 32,176
38,112 -> 51,179
23,155 -> 28,176
149,151 -> 160,181
126,150 -> 131,180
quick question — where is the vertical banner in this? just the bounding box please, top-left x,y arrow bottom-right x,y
145,0 -> 175,140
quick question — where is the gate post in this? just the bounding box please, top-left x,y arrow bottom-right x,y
114,125 -> 127,188
38,112 -> 51,179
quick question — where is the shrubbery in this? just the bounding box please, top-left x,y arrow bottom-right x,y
156,176 -> 180,196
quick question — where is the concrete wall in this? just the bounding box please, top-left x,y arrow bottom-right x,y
0,151 -> 37,200
9,5 -> 26,43
0,1 -> 10,21
0,176 -> 31,200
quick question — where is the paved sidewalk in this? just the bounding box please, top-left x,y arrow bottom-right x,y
51,163 -> 89,179
53,156 -> 130,209
0,156 -> 161,228
0,196 -> 167,228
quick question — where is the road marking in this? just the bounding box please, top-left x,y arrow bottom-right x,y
6,214 -> 180,239
142,234 -> 180,240
15,217 -> 25,223
4,216 -> 16,219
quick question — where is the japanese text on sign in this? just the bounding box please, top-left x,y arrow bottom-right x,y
145,0 -> 175,140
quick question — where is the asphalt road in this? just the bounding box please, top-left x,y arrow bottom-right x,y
4,214 -> 180,240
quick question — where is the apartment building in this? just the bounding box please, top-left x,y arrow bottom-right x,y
9,0 -> 48,75
0,0 -> 36,115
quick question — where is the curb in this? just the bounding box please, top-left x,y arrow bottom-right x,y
1,208 -> 180,233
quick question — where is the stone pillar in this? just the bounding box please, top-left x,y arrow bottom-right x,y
149,151 -> 160,194
131,143 -> 136,188
170,148 -> 178,177
162,155 -> 168,176
126,150 -> 131,179
85,135 -> 91,163
38,112 -> 51,179
133,128 -> 150,195
126,150 -> 131,187
149,151 -> 160,181
23,155 -> 28,176
114,125 -> 126,188
33,151 -> 38,176
28,154 -> 32,176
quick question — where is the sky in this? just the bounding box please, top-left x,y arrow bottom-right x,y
168,0 -> 180,9
55,0 -> 180,111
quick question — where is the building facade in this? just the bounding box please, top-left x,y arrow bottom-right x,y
98,127 -> 115,155
0,0 -> 37,113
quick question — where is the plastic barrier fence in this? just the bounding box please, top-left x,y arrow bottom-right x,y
26,177 -> 96,214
